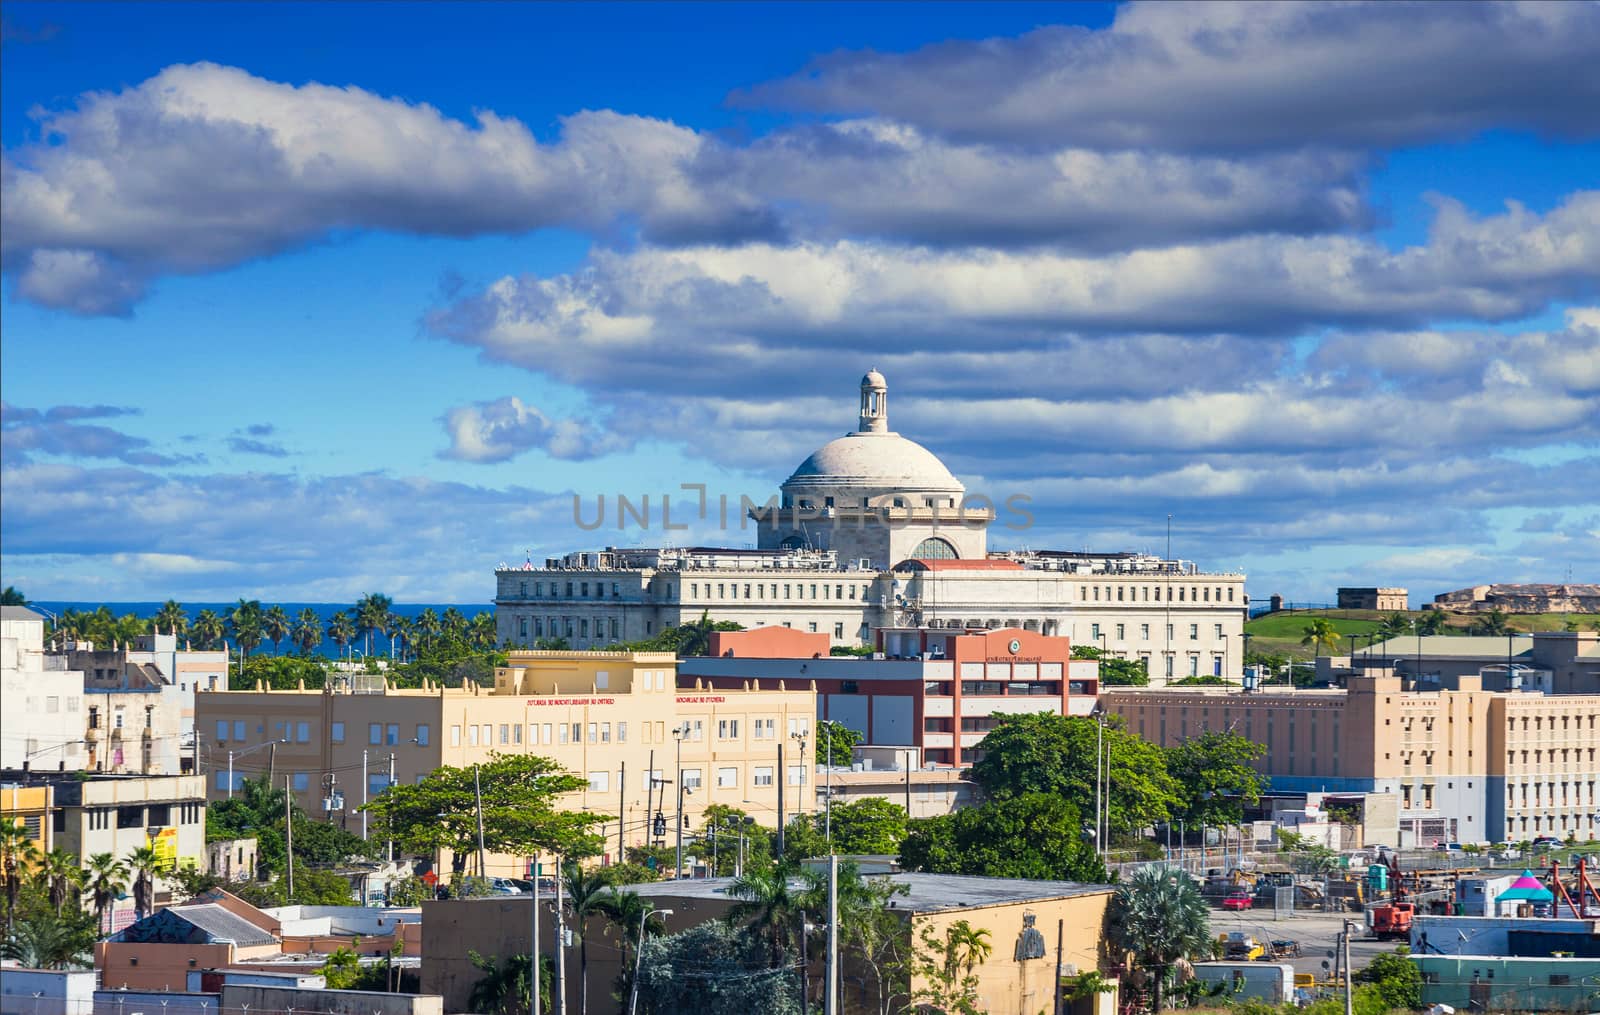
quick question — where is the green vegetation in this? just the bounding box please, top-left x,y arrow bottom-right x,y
815,719 -> 864,766
1107,866 -> 1212,1013
1355,949 -> 1423,1010
1246,607 -> 1595,660
1167,731 -> 1267,827
603,610 -> 743,656
899,793 -> 1109,882
779,797 -> 908,860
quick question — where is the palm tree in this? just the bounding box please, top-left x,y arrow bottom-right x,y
1299,618 -> 1342,657
1107,866 -> 1211,1012
1470,609 -> 1513,637
1378,612 -> 1412,639
83,852 -> 128,936
38,848 -> 81,917
263,605 -> 291,655
391,615 -> 417,663
561,862 -> 613,1015
355,593 -> 393,656
1414,610 -> 1449,636
415,608 -> 442,654
292,607 -> 323,656
597,886 -> 665,1002
125,845 -> 164,922
191,609 -> 226,650
941,919 -> 993,984
227,598 -> 265,665
0,586 -> 27,606
1,818 -> 39,928
469,612 -> 498,651
0,909 -> 94,969
327,611 -> 357,661
728,858 -> 817,967
467,951 -> 548,1015
153,600 -> 188,637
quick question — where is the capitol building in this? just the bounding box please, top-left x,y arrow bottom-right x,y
495,372 -> 1247,683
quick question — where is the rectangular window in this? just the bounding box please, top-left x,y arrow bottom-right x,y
1140,624 -> 1150,640
469,725 -> 480,746
717,767 -> 738,788
387,723 -> 400,745
450,725 -> 461,746
216,720 -> 229,742
369,773 -> 392,796
1189,624 -> 1199,640
292,773 -> 310,792
573,722 -> 583,743
1115,624 -> 1125,641
482,724 -> 492,745
513,724 -> 522,745
683,768 -> 703,789
1091,622 -> 1101,640
500,724 -> 511,745
754,767 -> 774,787
295,721 -> 311,743
617,722 -> 628,742
416,724 -> 430,746
331,722 -> 346,744
788,765 -> 806,786
370,723 -> 383,745
588,722 -> 598,744
601,722 -> 611,743
1215,623 -> 1224,638
544,723 -> 554,744
587,771 -> 609,793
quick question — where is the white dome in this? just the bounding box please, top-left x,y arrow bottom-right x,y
784,431 -> 964,494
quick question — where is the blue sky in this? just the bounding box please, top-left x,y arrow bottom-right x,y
2,0 -> 1597,604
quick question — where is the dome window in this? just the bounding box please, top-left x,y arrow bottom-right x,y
911,536 -> 959,560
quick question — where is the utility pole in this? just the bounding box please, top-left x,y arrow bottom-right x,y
825,853 -> 839,1015
617,761 -> 625,861
824,724 -> 833,844
387,751 -> 397,863
673,724 -> 687,878
555,861 -> 567,1015
474,764 -> 487,877
1053,918 -> 1066,1015
362,750 -> 369,841
777,740 -> 786,857
284,774 -> 294,902
530,852 -> 540,1015
1341,920 -> 1354,1015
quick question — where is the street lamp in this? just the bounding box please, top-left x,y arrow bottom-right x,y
227,738 -> 287,800
1090,701 -> 1108,860
672,724 -> 688,879
628,907 -> 674,1015
791,730 -> 808,855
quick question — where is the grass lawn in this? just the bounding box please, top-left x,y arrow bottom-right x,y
1244,609 -> 1596,660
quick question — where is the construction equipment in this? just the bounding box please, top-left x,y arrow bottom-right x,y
1267,939 -> 1302,959
1221,932 -> 1266,961
1368,901 -> 1415,940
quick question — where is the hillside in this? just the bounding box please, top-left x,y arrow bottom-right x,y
1244,608 -> 1590,660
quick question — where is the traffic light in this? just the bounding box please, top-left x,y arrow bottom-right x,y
652,811 -> 667,838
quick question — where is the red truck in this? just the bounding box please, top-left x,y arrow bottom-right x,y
1368,902 -> 1415,940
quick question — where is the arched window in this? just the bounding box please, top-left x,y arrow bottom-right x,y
779,535 -> 807,550
911,536 -> 959,559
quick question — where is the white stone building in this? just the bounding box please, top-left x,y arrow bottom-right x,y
1,606 -> 86,771
495,372 -> 1249,682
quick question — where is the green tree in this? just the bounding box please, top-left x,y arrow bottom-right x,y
595,886 -> 667,1002
415,608 -> 443,653
467,950 -> 552,1015
82,852 -> 127,936
1,907 -> 95,969
355,593 -> 394,656
191,609 -> 226,650
153,600 -> 188,637
0,587 -> 27,606
0,819 -> 39,928
262,605 -> 291,655
363,754 -> 600,866
1165,730 -> 1267,827
727,858 -> 816,967
697,805 -> 772,876
633,920 -> 801,1015
1470,609 -> 1513,637
1106,866 -> 1212,1013
326,610 -> 357,660
1414,610 -> 1449,636
1378,612 -> 1413,639
899,793 -> 1109,883
824,797 -> 908,855
125,845 -> 165,921
968,712 -> 1181,834
38,848 -> 81,916
1355,950 -> 1423,1009
815,719 -> 863,766
1300,618 -> 1342,656
909,919 -> 991,1015
562,860 -> 614,1015
226,598 -> 265,666
321,946 -> 362,989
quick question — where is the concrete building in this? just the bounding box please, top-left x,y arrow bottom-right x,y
1337,587 -> 1409,611
423,873 -> 1115,1015
197,650 -> 815,873
2,606 -> 87,771
493,373 -> 1248,681
1103,674 -> 1600,845
0,782 -> 55,854
0,969 -> 96,1015
68,634 -> 227,775
1355,631 -> 1598,694
1,771 -> 208,930
682,625 -> 1098,766
1413,955 -> 1600,1013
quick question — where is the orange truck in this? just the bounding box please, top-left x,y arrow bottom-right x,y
1368,901 -> 1415,940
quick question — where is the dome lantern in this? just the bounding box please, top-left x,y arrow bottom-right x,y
859,368 -> 889,433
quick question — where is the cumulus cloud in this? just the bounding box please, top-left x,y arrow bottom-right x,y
1,401 -> 196,466
439,396 -> 633,463
225,423 -> 289,457
740,0 -> 1600,151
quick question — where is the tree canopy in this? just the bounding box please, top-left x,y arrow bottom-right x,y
633,919 -> 801,1015
968,712 -> 1182,834
815,720 -> 863,766
1165,730 -> 1267,827
899,793 -> 1108,883
362,753 -> 600,865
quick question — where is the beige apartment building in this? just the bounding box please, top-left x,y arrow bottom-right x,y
196,651 -> 817,874
1104,675 -> 1600,846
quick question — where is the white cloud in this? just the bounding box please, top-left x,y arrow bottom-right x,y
439,396 -> 632,463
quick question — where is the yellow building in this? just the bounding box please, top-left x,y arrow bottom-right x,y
0,783 -> 54,855
196,650 -> 817,874
1104,675 -> 1600,846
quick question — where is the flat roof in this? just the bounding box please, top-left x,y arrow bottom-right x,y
625,872 -> 1110,913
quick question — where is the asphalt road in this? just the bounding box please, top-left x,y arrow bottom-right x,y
1208,905 -> 1400,978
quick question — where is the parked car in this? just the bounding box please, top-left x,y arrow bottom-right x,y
488,877 -> 523,895
1532,836 -> 1562,850
1222,891 -> 1254,911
